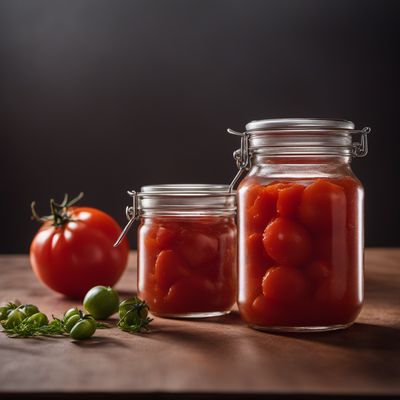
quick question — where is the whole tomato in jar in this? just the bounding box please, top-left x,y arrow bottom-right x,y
30,193 -> 129,298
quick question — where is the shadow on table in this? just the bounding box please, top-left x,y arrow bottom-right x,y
147,316 -> 400,356
71,335 -> 129,348
143,310 -> 245,345
148,313 -> 400,353
277,322 -> 400,352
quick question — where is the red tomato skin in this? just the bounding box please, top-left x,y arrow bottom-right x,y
305,259 -> 331,284
164,276 -> 217,314
238,233 -> 274,304
238,178 -> 278,234
261,266 -> 309,303
30,208 -> 129,299
156,226 -> 178,249
154,250 -> 189,292
238,176 -> 363,328
298,179 -> 346,233
249,295 -> 284,326
175,230 -> 219,269
277,184 -> 305,217
138,217 -> 237,315
262,217 -> 312,266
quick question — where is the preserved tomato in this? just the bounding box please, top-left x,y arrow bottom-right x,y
232,118 -> 368,331
138,216 -> 237,317
298,180 -> 347,233
238,176 -> 363,329
263,217 -> 312,266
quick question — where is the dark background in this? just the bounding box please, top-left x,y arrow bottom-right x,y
1,0 -> 399,253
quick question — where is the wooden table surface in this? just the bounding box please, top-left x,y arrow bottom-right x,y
0,248 -> 399,399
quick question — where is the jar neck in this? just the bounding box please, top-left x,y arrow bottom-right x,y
249,129 -> 353,154
140,215 -> 235,223
139,210 -> 236,217
248,153 -> 355,181
252,153 -> 352,165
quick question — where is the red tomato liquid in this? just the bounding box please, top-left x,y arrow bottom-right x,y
238,176 -> 363,328
138,217 -> 237,316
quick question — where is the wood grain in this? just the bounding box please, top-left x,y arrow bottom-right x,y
0,249 -> 399,397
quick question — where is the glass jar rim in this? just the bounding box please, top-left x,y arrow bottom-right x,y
239,118 -> 370,157
245,118 -> 355,132
138,184 -> 236,216
114,185 -> 235,247
141,184 -> 230,195
226,118 -> 370,191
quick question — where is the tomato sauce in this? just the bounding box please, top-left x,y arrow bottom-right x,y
238,176 -> 363,328
138,217 -> 237,316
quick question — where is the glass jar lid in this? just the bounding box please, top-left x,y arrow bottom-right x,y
141,184 -> 229,194
139,184 -> 236,215
245,118 -> 355,132
244,118 -> 359,153
227,118 -> 371,191
114,184 -> 236,246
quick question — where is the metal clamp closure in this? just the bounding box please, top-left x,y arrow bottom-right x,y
114,190 -> 139,247
352,127 -> 371,158
227,129 -> 251,192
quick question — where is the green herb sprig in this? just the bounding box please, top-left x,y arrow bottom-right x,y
0,316 -> 66,338
1,295 -> 153,339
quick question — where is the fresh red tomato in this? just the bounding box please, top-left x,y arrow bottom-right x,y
30,195 -> 129,298
298,179 -> 346,233
261,266 -> 309,303
262,217 -> 312,266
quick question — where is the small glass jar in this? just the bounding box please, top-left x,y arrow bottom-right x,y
116,184 -> 237,318
230,119 -> 370,332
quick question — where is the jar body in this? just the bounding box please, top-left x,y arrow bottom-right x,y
138,215 -> 237,318
238,157 -> 364,331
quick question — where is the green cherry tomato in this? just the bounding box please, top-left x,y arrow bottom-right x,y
123,309 -> 148,326
64,314 -> 81,332
83,286 -> 119,320
119,298 -> 137,318
63,307 -> 80,322
119,297 -> 149,325
4,309 -> 26,328
0,302 -> 21,321
70,319 -> 96,340
20,304 -> 40,317
26,312 -> 49,327
84,315 -> 98,330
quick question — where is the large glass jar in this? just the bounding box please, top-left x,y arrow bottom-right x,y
116,184 -> 237,318
231,119 -> 370,332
